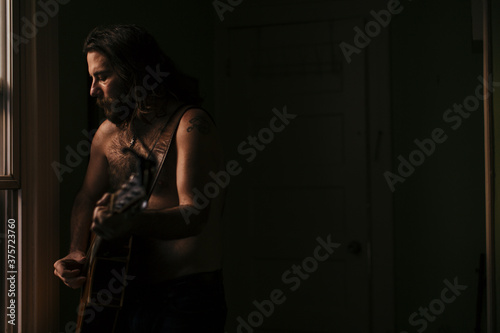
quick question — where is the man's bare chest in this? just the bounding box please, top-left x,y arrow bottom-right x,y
105,133 -> 178,205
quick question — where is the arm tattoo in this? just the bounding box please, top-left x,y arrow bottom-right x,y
187,117 -> 210,134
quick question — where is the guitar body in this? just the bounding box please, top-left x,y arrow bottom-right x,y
76,234 -> 133,333
76,152 -> 153,333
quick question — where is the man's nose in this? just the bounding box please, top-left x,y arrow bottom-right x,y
90,80 -> 101,97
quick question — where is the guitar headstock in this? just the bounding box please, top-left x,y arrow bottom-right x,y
110,173 -> 147,214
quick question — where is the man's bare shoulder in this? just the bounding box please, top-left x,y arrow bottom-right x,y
175,107 -> 222,163
177,108 -> 217,139
92,120 -> 119,151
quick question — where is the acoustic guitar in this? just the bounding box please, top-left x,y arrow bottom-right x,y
76,149 -> 154,333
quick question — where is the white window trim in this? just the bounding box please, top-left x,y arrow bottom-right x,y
0,0 -> 19,189
1,1 -> 21,332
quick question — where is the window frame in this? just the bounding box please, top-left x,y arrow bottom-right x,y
1,0 -> 60,331
0,0 -> 20,189
1,3 -> 21,333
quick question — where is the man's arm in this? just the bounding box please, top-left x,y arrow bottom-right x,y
92,108 -> 224,240
54,121 -> 111,288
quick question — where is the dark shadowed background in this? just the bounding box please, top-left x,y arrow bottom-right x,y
54,0 -> 495,332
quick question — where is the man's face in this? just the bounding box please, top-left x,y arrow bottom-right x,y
87,51 -> 130,125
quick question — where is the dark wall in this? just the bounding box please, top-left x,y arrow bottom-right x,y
391,0 -> 485,331
57,1 -> 214,329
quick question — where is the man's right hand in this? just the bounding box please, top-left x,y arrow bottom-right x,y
53,251 -> 87,289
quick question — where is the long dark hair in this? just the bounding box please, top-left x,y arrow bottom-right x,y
83,24 -> 202,121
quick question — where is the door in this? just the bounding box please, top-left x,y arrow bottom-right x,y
215,2 -> 392,332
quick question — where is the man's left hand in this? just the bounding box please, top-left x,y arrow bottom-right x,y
92,192 -> 137,240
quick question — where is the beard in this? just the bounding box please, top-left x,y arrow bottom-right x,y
97,96 -> 134,126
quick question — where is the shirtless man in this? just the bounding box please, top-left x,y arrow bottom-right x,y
53,25 -> 226,332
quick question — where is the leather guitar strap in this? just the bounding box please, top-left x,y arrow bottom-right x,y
145,104 -> 194,199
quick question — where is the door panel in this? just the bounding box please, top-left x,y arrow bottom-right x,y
219,16 -> 371,333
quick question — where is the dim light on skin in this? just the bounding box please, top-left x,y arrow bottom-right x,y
87,51 -> 123,100
51,59 -> 170,183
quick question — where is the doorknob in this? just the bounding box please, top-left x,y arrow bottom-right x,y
347,240 -> 362,255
